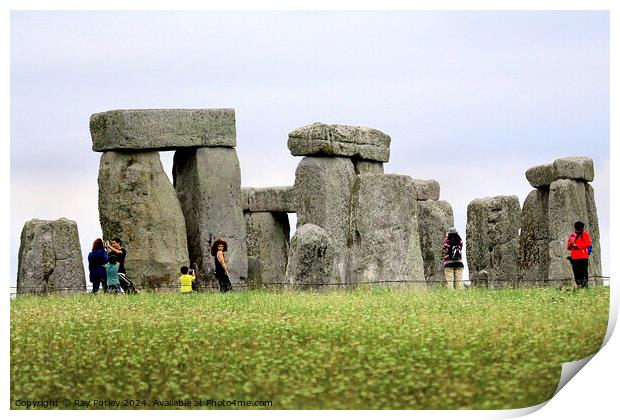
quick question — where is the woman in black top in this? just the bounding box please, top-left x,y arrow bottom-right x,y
210,238 -> 232,292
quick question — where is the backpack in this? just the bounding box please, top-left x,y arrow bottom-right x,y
450,244 -> 462,261
587,245 -> 593,255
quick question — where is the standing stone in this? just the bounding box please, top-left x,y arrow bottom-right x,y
293,156 -> 356,283
90,109 -> 236,151
350,174 -> 425,287
466,196 -> 521,288
285,224 -> 338,289
245,212 -> 290,288
98,151 -> 189,289
288,122 -> 391,162
584,184 -> 602,281
17,218 -> 86,294
173,147 -> 248,290
417,200 -> 455,287
548,179 -> 590,283
518,189 -> 550,284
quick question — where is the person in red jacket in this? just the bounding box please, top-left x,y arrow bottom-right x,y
567,221 -> 592,288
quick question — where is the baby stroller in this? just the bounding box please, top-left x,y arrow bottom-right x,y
118,272 -> 139,294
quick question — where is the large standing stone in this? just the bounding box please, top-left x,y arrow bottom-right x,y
285,224 -> 337,289
17,218 -> 86,294
518,189 -> 550,284
417,200 -> 455,287
90,109 -> 236,151
293,156 -> 356,283
288,122 -> 391,162
584,183 -> 602,281
245,212 -> 290,288
173,147 -> 248,289
466,196 -> 521,288
350,174 -> 425,287
548,179 -> 592,283
98,151 -> 189,289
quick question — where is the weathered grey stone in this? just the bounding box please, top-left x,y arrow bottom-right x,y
245,212 -> 290,288
525,157 -> 595,188
98,151 -> 189,289
553,156 -> 595,183
350,174 -> 425,287
584,184 -> 602,281
417,200 -> 455,287
173,147 -> 248,289
293,156 -> 356,283
241,186 -> 296,213
518,189 -> 550,284
90,109 -> 236,151
413,179 -> 441,201
466,196 -> 521,288
525,164 -> 557,188
353,160 -> 384,175
288,122 -> 391,162
17,218 -> 86,294
548,179 -> 587,281
285,224 -> 338,289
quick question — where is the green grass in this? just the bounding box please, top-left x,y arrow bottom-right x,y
11,287 -> 609,409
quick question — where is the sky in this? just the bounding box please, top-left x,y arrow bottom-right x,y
10,10 -> 610,289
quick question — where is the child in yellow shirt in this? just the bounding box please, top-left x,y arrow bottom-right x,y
179,265 -> 196,293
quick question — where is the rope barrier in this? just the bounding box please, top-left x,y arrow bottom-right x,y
9,276 -> 610,297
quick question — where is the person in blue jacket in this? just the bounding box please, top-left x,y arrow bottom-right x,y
88,238 -> 109,294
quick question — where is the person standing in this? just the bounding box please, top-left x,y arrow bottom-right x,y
105,238 -> 127,275
567,221 -> 592,288
88,238 -> 109,294
105,254 -> 122,294
210,238 -> 232,292
442,227 -> 465,289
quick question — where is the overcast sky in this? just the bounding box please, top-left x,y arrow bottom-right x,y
10,11 -> 610,288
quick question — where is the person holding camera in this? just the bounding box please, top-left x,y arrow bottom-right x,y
104,238 -> 127,275
179,264 -> 197,294
567,221 -> 592,288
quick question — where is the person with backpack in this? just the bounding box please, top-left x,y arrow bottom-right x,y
442,227 -> 464,289
567,221 -> 592,288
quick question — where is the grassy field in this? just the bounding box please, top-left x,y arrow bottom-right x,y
10,287 -> 609,410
